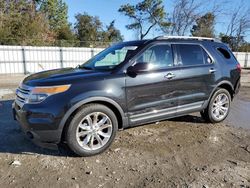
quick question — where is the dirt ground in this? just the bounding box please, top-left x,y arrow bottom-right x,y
0,87 -> 250,187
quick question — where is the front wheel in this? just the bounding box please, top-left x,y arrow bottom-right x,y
201,88 -> 231,123
66,104 -> 118,156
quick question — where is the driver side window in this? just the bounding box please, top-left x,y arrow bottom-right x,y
135,44 -> 173,69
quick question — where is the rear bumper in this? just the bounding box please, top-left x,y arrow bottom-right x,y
12,101 -> 61,150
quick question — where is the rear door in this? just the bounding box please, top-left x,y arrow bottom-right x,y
173,43 -> 217,112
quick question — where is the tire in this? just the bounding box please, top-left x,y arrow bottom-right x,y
200,88 -> 231,123
66,103 -> 118,156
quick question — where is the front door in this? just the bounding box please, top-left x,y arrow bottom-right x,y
125,43 -> 181,126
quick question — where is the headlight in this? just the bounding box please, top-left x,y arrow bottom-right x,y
26,84 -> 71,104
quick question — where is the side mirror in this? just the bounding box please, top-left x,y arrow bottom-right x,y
127,62 -> 149,77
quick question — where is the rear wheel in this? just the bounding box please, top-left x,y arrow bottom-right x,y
66,104 -> 118,156
200,88 -> 231,123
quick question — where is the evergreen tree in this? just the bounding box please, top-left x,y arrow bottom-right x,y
0,0 -> 54,45
74,13 -> 103,47
119,0 -> 170,39
191,13 -> 215,38
39,0 -> 68,30
39,0 -> 75,43
103,20 -> 123,42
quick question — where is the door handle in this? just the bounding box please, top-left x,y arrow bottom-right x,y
165,72 -> 175,79
209,68 -> 216,73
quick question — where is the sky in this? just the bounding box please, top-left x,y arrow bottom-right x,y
65,0 -> 142,40
65,0 -> 250,42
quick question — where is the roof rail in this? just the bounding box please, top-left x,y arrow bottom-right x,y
155,35 -> 221,42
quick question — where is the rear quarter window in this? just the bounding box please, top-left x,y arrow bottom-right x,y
217,47 -> 231,59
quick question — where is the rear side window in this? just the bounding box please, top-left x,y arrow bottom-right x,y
175,44 -> 204,66
217,47 -> 231,59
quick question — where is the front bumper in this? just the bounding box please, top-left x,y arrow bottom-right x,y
12,101 -> 61,150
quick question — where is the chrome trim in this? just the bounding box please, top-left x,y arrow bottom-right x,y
15,84 -> 33,107
164,72 -> 176,79
209,68 -> 217,73
130,101 -> 204,122
155,36 -> 221,42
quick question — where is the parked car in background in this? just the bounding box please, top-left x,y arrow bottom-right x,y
13,36 -> 241,156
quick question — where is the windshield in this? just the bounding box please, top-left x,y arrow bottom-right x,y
79,42 -> 142,71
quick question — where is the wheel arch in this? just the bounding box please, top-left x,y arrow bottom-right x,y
217,82 -> 234,99
203,81 -> 234,109
59,97 -> 128,142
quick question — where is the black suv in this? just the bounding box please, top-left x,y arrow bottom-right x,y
13,36 -> 241,156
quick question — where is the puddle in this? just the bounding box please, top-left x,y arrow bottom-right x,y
225,97 -> 250,130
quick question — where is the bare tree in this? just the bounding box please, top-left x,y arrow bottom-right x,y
226,6 -> 250,37
217,1 -> 250,51
166,0 -> 202,36
204,0 -> 229,17
162,0 -> 229,36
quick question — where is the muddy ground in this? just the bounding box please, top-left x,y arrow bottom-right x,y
0,87 -> 250,188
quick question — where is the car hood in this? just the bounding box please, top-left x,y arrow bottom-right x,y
22,68 -> 110,86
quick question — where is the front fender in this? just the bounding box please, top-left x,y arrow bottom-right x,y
57,96 -> 128,143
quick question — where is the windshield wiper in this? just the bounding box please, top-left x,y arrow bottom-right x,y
77,65 -> 93,70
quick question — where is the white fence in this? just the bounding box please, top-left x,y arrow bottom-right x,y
0,45 -> 249,74
0,46 -> 104,74
233,52 -> 249,68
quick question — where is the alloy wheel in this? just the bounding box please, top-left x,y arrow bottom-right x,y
76,112 -> 113,151
211,93 -> 230,121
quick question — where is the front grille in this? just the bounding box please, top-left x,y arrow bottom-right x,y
16,85 -> 31,104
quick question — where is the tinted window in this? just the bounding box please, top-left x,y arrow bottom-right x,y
175,44 -> 204,66
217,47 -> 231,59
135,44 -> 173,69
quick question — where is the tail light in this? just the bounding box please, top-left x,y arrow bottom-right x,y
236,63 -> 241,73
